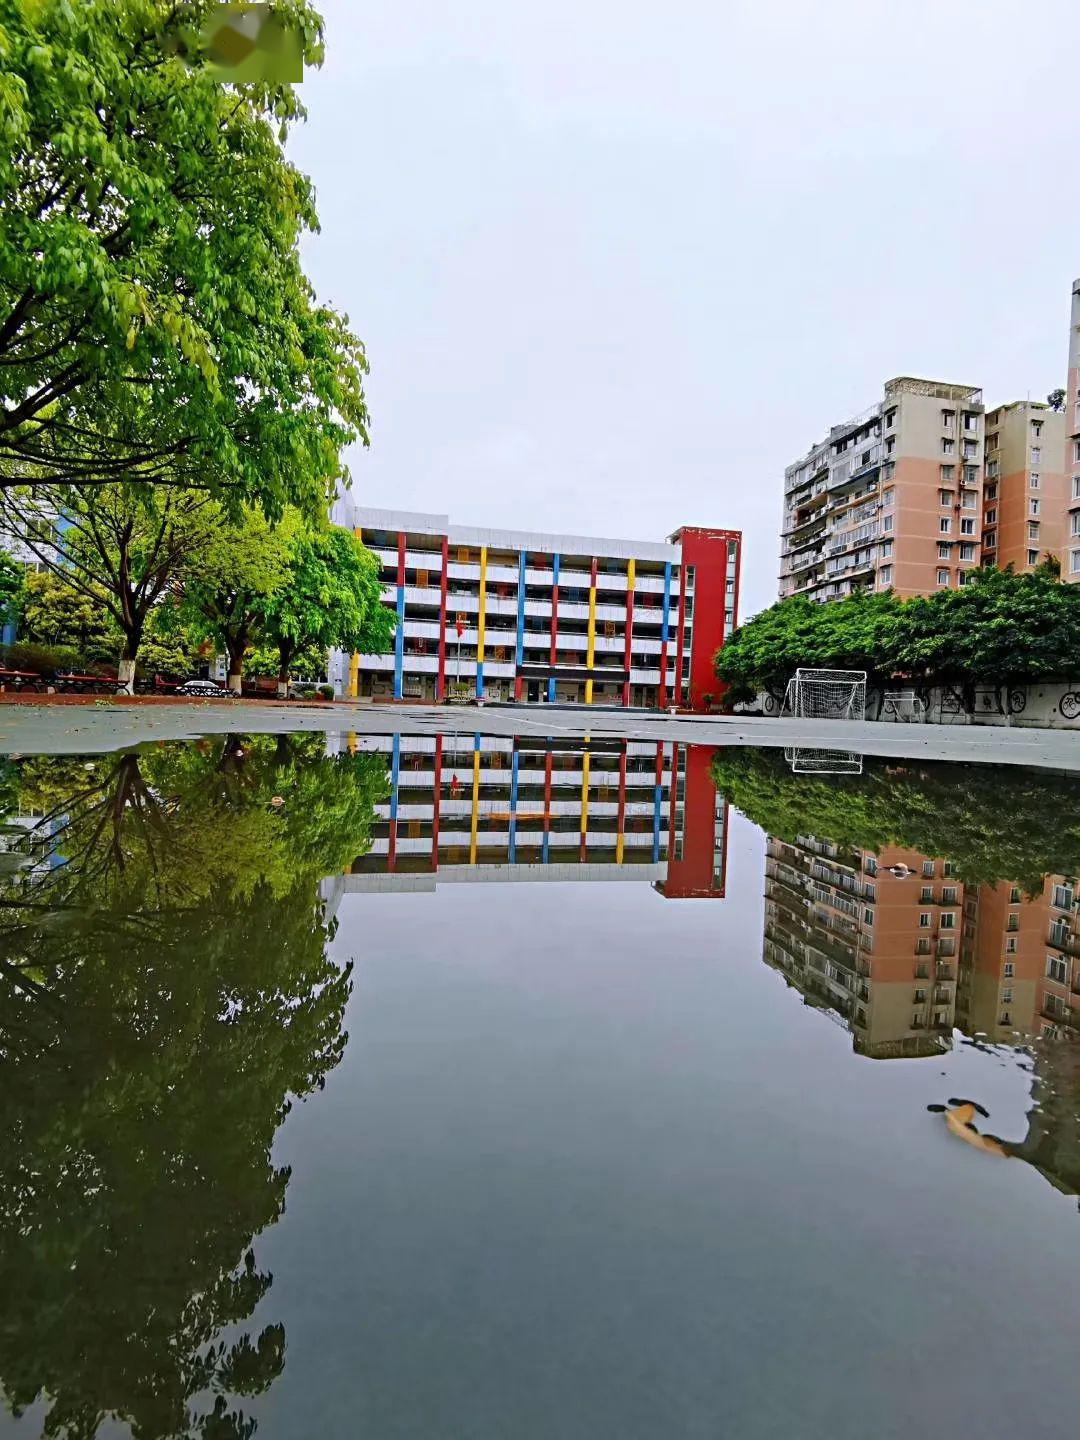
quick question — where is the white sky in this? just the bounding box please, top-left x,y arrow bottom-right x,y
288,0 -> 1079,617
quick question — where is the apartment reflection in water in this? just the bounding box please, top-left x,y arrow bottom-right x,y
329,735 -> 728,900
764,835 -> 1080,1057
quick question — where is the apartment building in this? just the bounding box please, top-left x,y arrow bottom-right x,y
779,376 -> 984,601
981,401 -> 1066,573
957,874 -> 1080,1041
323,734 -> 729,901
763,836 -> 962,1058
1066,277 -> 1080,582
330,504 -> 742,710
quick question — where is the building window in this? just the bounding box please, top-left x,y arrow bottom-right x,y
942,409 -> 955,430
1072,549 -> 1080,575
1048,956 -> 1068,985
1004,961 -> 1015,976
940,464 -> 955,482
984,531 -> 997,549
937,569 -> 950,586
922,861 -> 935,877
940,912 -> 956,929
962,411 -> 978,432
919,912 -> 932,928
883,515 -> 894,533
960,518 -> 975,535
960,543 -> 976,561
985,482 -> 998,502
1028,522 -> 1040,541
1073,475 -> 1080,499
882,487 -> 895,507
985,508 -> 997,524
1030,472 -> 1040,489
1030,498 -> 1040,516
885,407 -> 896,429
940,489 -> 952,507
939,517 -> 951,534
881,539 -> 893,557
1072,511 -> 1080,537
1032,419 -> 1043,436
941,438 -> 955,455
962,440 -> 977,458
1027,549 -> 1039,566
878,565 -> 893,586
1031,446 -> 1041,464
937,542 -> 950,559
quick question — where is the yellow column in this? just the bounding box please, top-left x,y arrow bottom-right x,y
348,525 -> 363,698
469,742 -> 481,864
585,562 -> 597,704
580,751 -> 590,839
476,545 -> 488,698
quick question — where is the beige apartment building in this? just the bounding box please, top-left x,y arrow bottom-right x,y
982,401 -> 1066,573
780,377 -> 984,601
1066,277 -> 1080,582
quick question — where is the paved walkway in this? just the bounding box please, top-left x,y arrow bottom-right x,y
0,699 -> 1077,770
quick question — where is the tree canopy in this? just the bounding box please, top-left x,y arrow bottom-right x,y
0,736 -> 388,1439
716,566 -> 1080,709
255,524 -> 395,693
0,0 -> 366,519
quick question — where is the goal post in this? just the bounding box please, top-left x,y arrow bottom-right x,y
781,668 -> 867,723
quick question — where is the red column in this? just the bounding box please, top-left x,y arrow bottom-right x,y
436,535 -> 449,701
622,569 -> 634,707
431,734 -> 442,870
667,741 -> 680,855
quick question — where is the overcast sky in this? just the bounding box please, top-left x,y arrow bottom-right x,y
288,0 -> 1078,617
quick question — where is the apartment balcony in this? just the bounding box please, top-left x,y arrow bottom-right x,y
1048,923 -> 1080,956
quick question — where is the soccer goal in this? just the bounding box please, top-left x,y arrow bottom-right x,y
783,746 -> 864,776
882,690 -> 927,723
781,668 -> 867,722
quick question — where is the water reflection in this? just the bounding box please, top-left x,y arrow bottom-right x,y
328,734 -> 729,901
711,745 -> 1080,1195
0,736 -> 386,1440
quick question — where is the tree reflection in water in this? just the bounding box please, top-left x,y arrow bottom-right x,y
0,735 -> 387,1439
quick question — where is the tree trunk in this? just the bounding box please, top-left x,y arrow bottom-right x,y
277,641 -> 293,700
117,629 -> 142,696
226,632 -> 248,695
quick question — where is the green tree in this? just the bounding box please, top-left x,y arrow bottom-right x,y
173,507 -> 294,692
19,566 -> 119,663
0,737 -> 388,1439
0,549 -> 23,630
256,524 -> 394,696
0,484 -> 222,689
0,0 -> 367,520
1048,388 -> 1066,413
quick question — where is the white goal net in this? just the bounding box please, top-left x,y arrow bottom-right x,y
783,746 -> 864,775
882,690 -> 927,723
781,668 -> 867,722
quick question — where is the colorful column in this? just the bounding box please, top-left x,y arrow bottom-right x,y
514,550 -> 527,702
509,747 -> 520,862
579,748 -> 590,861
393,534 -> 406,701
436,535 -> 449,702
431,735 -> 442,870
542,750 -> 553,861
585,556 -> 598,704
548,553 -> 560,704
652,742 -> 664,863
348,525 -> 364,698
469,733 -> 481,864
475,546 -> 488,701
388,733 -> 400,871
622,558 -> 635,707
616,744 -> 628,864
658,561 -> 672,709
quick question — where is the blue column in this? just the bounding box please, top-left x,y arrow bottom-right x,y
509,749 -> 520,863
515,550 -> 526,695
390,734 -> 401,822
547,552 -> 560,704
393,582 -> 406,700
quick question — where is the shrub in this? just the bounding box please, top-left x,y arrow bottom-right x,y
317,685 -> 335,701
2,642 -> 88,676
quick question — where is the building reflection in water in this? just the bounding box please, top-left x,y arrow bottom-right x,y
324,734 -> 729,903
